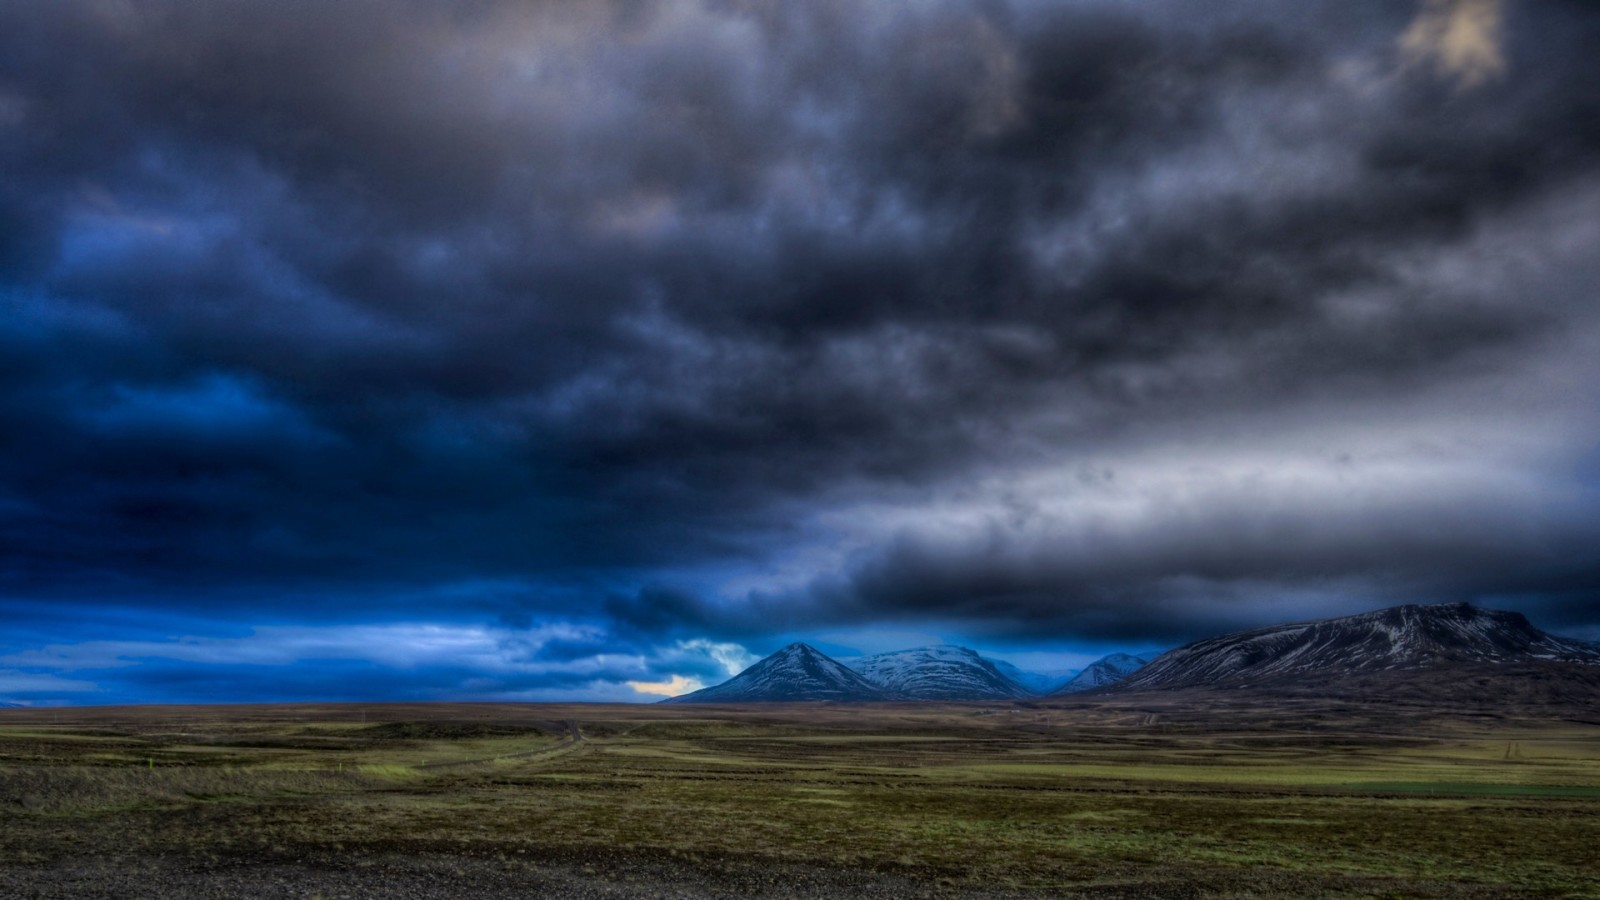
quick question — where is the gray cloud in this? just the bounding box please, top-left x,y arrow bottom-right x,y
1,0 -> 1598,660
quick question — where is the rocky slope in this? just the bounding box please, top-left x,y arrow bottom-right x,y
1116,602 -> 1600,692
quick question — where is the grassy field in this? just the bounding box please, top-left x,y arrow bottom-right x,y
1,699 -> 1598,897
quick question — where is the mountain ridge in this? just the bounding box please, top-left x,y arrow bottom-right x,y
843,645 -> 1032,700
1115,602 -> 1600,693
664,603 -> 1600,705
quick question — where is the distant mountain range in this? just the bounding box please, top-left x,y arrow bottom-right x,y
1117,602 -> 1600,695
988,659 -> 1081,694
666,602 -> 1600,704
1052,653 -> 1152,694
668,643 -> 1147,702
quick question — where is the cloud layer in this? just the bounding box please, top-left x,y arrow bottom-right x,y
2,0 -> 1599,700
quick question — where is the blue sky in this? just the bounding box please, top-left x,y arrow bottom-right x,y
0,599 -> 1147,704
3,0 -> 1600,704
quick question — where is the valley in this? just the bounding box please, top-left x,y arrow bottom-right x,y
2,698 -> 1598,897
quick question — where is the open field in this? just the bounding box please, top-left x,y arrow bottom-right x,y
2,699 -> 1599,897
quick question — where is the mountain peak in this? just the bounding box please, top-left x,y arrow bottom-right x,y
664,642 -> 894,703
775,642 -> 824,656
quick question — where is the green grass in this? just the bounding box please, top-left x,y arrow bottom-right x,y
1345,781 -> 1600,797
0,703 -> 1597,895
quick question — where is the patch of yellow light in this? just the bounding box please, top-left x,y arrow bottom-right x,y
1400,0 -> 1507,89
627,674 -> 704,697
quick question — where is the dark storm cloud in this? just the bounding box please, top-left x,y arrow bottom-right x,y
2,0 -> 1599,675
770,464 -> 1600,643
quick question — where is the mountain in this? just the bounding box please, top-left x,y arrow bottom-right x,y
661,603 -> 1600,705
1115,602 -> 1600,693
988,659 -> 1080,695
844,645 -> 1033,700
664,642 -> 897,703
1053,653 -> 1151,694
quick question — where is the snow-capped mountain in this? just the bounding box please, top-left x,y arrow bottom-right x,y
987,659 -> 1081,695
1117,602 -> 1600,692
660,603 -> 1600,704
663,642 -> 896,703
844,645 -> 1032,700
1052,653 -> 1151,694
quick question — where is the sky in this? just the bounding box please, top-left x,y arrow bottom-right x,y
2,0 -> 1599,704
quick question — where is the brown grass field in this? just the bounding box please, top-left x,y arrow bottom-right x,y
2,696 -> 1598,897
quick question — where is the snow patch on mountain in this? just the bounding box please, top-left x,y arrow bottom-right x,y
844,645 -> 1032,700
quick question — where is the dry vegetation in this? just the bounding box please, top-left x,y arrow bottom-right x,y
2,699 -> 1598,897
